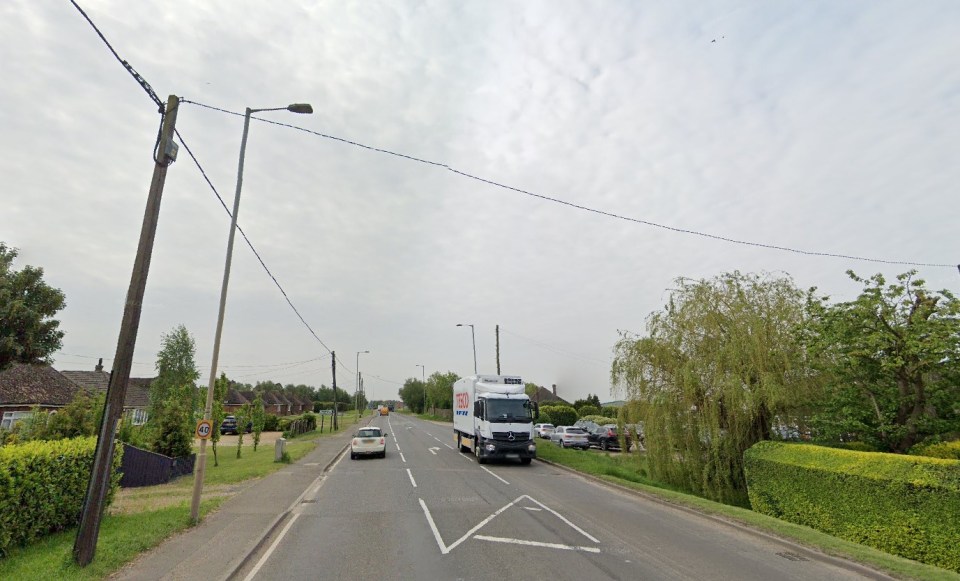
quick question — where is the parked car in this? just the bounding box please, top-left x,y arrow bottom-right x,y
219,415 -> 252,435
574,419 -> 599,433
534,423 -> 555,439
550,426 -> 589,449
587,424 -> 627,451
351,426 -> 388,459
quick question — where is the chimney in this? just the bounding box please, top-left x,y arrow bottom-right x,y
95,358 -> 104,372
552,384 -> 557,396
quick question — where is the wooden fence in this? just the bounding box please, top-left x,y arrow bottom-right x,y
119,443 -> 196,488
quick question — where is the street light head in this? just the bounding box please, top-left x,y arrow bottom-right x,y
287,103 -> 313,114
456,323 -> 464,327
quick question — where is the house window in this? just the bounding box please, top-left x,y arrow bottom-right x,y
126,408 -> 149,426
1,411 -> 32,430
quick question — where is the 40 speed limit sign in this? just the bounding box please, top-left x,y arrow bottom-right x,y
195,419 -> 213,440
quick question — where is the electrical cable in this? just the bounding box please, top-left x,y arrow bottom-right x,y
180,99 -> 953,269
174,128 -> 335,356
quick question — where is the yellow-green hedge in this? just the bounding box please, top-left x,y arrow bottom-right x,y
744,441 -> 960,572
0,436 -> 123,555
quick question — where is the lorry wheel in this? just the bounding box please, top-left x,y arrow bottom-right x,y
520,457 -> 532,465
457,434 -> 466,453
475,441 -> 487,464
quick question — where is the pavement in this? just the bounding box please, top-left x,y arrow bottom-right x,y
110,419 -> 371,581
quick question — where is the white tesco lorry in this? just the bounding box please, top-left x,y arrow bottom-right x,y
453,374 -> 539,464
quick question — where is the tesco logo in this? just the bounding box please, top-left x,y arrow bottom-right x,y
455,393 -> 469,409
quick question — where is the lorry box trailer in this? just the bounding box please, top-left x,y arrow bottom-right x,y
453,375 -> 538,464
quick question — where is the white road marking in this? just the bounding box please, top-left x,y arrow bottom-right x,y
480,466 -> 509,485
474,535 -> 600,553
428,447 -> 440,455
400,452 -> 407,463
425,432 -> 433,437
523,507 -> 542,512
419,498 -> 448,554
395,444 -> 401,451
433,436 -> 443,443
525,496 -> 600,543
243,514 -> 301,581
443,443 -> 453,449
407,468 -> 417,488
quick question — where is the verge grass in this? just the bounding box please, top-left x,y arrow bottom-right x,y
537,442 -> 959,581
0,430 -> 330,579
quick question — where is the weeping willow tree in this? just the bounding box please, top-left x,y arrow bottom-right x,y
612,271 -> 821,506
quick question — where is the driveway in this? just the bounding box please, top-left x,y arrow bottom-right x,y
201,431 -> 285,447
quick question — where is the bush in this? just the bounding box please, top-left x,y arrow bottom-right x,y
263,414 -> 280,432
537,410 -> 553,426
577,405 -> 600,418
547,405 -> 578,427
600,406 -> 620,418
744,441 -> 960,572
0,436 -> 122,555
580,415 -> 618,425
912,440 -> 960,460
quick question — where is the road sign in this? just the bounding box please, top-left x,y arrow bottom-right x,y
196,419 -> 213,440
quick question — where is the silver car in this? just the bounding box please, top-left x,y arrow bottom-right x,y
550,426 -> 589,449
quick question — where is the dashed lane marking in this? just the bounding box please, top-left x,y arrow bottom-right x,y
481,466 -> 509,485
407,468 -> 417,488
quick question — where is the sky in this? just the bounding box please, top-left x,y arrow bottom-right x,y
2,1 -> 957,405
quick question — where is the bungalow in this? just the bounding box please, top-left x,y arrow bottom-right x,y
60,359 -> 153,425
531,384 -> 572,407
224,389 -> 250,414
0,362 -> 84,430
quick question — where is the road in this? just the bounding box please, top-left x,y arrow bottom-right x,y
234,414 -> 887,581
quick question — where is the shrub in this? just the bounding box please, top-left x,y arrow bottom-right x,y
600,405 -> 620,418
537,410 -> 553,426
263,414 -> 280,432
913,440 -> 960,460
744,441 -> 960,572
581,415 -> 618,425
547,405 -> 578,427
0,436 -> 122,555
577,405 -> 600,417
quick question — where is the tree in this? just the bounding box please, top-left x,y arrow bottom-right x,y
235,402 -> 251,458
425,371 -> 458,411
806,270 -> 960,453
546,405 -> 578,427
612,271 -> 819,506
46,391 -> 104,440
251,392 -> 266,451
399,378 -> 426,413
572,394 -> 601,411
210,373 -> 228,467
577,405 -> 601,417
0,243 -> 66,370
151,325 -> 201,415
150,383 -> 195,458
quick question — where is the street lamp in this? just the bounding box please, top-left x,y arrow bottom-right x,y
357,350 -> 369,415
416,364 -> 425,413
190,102 -> 312,523
456,323 -> 477,374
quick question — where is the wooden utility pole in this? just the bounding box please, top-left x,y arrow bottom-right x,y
495,324 -> 501,374
74,95 -> 180,566
331,351 -> 338,431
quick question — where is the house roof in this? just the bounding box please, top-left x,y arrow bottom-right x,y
225,389 -> 250,405
59,370 -> 153,409
531,386 -> 570,406
0,363 -> 83,407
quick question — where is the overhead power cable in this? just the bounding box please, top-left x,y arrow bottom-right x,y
181,100 -> 953,269
175,128 -> 335,356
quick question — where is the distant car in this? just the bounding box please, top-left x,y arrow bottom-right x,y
534,423 -> 555,439
550,426 -> 589,449
587,424 -> 627,451
574,419 -> 599,433
351,426 -> 388,459
219,415 -> 252,435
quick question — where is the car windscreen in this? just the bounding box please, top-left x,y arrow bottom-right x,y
357,429 -> 381,438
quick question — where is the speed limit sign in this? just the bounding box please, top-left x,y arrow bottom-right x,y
196,419 -> 213,440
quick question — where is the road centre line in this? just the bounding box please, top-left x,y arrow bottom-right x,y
443,443 -> 453,449
407,468 -> 417,488
400,452 -> 406,463
480,466 -> 509,485
525,496 -> 600,543
474,535 -> 600,553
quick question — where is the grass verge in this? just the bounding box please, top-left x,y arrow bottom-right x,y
537,442 -> 959,581
0,432 -> 327,579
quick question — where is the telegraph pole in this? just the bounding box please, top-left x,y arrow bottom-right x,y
331,352 -> 338,431
496,324 -> 501,374
74,95 -> 180,566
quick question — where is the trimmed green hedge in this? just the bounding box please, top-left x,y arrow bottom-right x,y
744,441 -> 960,572
0,436 -> 123,556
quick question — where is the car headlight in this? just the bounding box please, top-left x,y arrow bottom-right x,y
485,443 -> 497,452
528,444 -> 537,452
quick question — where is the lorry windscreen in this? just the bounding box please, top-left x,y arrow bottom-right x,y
486,399 -> 532,422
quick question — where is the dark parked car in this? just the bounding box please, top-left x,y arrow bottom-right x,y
587,424 -> 628,451
220,415 -> 252,435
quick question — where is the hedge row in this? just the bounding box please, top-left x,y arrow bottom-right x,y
0,436 -> 123,555
744,441 -> 960,572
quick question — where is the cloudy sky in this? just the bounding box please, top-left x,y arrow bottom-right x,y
2,1 -> 957,404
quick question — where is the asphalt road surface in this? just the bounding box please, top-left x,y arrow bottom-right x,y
234,414 -> 887,581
